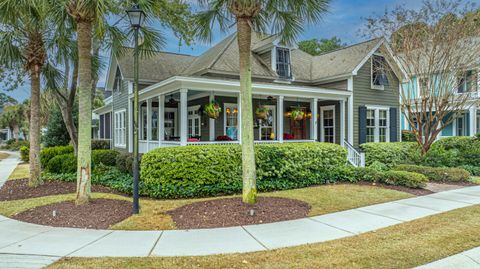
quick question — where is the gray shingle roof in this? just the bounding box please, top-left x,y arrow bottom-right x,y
117,49 -> 196,81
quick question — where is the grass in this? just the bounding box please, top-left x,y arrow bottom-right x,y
8,163 -> 30,180
48,205 -> 480,269
0,181 -> 411,230
0,152 -> 9,160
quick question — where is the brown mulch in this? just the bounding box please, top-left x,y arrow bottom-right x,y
11,199 -> 132,229
0,179 -> 123,201
168,197 -> 311,229
352,181 -> 434,196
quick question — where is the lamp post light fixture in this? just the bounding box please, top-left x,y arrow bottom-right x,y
126,4 -> 146,215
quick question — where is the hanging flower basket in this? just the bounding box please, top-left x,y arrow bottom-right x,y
204,101 -> 221,119
256,106 -> 269,120
291,109 -> 305,121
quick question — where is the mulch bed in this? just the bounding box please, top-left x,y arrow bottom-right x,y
168,197 -> 311,229
0,179 -> 123,201
11,198 -> 132,229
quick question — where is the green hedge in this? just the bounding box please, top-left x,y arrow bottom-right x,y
40,145 -> 74,168
361,142 -> 422,167
141,143 -> 347,189
394,164 -> 471,182
92,140 -> 110,150
461,165 -> 480,176
44,150 -> 119,173
1,139 -> 29,151
424,137 -> 480,167
115,152 -> 142,175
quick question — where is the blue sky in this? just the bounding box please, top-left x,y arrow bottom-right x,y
4,0 -> 423,102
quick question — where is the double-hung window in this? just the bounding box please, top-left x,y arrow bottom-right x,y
276,47 -> 291,79
457,70 -> 478,94
366,107 -> 390,143
114,110 -> 126,148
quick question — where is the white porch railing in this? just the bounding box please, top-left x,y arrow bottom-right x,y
344,140 -> 365,167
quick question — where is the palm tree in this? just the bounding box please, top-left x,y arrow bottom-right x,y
194,0 -> 330,204
0,104 -> 26,141
0,0 -> 54,187
54,0 -> 192,205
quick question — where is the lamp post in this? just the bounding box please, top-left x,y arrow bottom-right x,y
126,4 -> 145,214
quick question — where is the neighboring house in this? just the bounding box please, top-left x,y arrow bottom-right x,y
401,68 -> 479,138
94,33 -> 407,167
0,105 -> 13,144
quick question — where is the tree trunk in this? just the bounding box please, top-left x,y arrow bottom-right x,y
28,68 -> 42,187
61,105 -> 78,153
75,20 -> 93,205
237,18 -> 257,204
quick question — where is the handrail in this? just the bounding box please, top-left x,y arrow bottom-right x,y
343,140 -> 365,167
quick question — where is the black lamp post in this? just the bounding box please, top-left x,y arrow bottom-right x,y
126,4 -> 145,214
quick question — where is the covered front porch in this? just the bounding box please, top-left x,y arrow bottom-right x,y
125,77 -> 353,153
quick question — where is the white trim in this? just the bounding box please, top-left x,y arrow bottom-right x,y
469,106 -> 477,136
320,105 -> 336,143
179,89 -> 188,146
128,101 -> 132,152
128,81 -> 134,95
347,77 -> 354,144
114,109 -> 127,148
311,98 -> 318,141
277,96 -> 284,142
209,93 -> 215,141
352,39 -> 384,75
340,100 -> 345,146
237,94 -> 242,144
158,95 -> 165,145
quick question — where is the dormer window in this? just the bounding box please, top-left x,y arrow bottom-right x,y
371,54 -> 389,90
276,47 -> 292,79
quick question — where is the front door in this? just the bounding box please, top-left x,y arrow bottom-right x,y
321,106 -> 335,143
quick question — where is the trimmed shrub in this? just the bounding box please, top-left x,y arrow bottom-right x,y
116,152 -> 142,175
461,165 -> 480,176
401,130 -> 416,142
382,170 -> 428,188
20,146 -> 29,162
46,153 -> 77,174
92,140 -> 110,150
92,150 -> 119,167
425,137 -> 480,167
44,149 -> 119,173
1,139 -> 29,151
40,145 -> 74,168
141,143 -> 347,191
361,142 -> 422,167
394,164 -> 471,182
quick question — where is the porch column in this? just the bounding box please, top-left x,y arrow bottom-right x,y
340,100 -> 346,146
158,95 -> 165,145
180,89 -> 188,146
147,98 -> 152,150
209,92 -> 215,141
277,95 -> 284,142
347,96 -> 354,144
311,98 -> 318,141
470,105 -> 478,136
237,94 -> 242,144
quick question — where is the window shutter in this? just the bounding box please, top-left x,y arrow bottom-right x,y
359,106 -> 367,144
390,107 -> 398,142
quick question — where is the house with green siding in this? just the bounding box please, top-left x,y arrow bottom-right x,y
93,33 -> 407,167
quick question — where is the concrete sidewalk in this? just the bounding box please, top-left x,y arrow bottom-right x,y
415,247 -> 480,269
1,151 -> 480,268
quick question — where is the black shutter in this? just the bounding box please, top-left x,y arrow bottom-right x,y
390,107 -> 398,142
359,106 -> 367,144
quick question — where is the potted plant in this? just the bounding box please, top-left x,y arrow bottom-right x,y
256,106 -> 269,120
204,101 -> 221,119
291,108 -> 305,121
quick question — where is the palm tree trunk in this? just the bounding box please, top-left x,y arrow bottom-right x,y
75,20 -> 93,205
61,105 -> 78,152
28,67 -> 42,187
237,17 -> 257,204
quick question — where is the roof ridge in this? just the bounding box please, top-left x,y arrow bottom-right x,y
121,46 -> 195,57
208,33 -> 237,70
313,37 -> 383,57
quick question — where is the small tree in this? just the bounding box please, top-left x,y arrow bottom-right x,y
362,0 -> 480,154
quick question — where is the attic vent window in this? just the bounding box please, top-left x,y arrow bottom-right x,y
276,47 -> 292,79
371,55 -> 389,90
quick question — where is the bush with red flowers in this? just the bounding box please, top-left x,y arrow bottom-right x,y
215,135 -> 233,141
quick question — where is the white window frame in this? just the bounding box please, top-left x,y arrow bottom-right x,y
320,105 -> 335,143
371,54 -> 388,90
187,105 -> 201,138
164,108 -> 177,139
114,109 -> 126,148
223,103 -> 239,140
366,106 -> 390,143
274,47 -> 292,80
454,114 -> 466,136
476,112 -> 480,135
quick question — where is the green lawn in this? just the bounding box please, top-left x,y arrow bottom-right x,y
8,163 -> 30,180
48,205 -> 480,269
